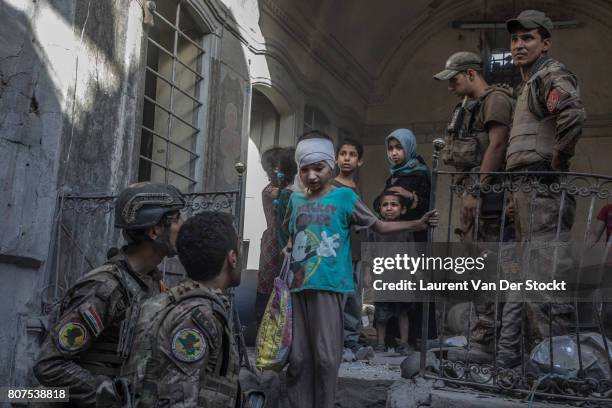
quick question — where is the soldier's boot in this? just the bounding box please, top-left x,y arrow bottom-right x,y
446,344 -> 493,364
447,302 -> 496,363
496,351 -> 521,369
496,302 -> 524,369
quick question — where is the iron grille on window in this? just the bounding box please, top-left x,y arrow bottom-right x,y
485,49 -> 522,88
138,1 -> 205,192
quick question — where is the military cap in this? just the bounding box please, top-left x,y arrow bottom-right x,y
506,10 -> 553,36
433,51 -> 483,80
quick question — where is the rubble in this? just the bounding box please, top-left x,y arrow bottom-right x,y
400,351 -> 440,379
386,377 -> 439,408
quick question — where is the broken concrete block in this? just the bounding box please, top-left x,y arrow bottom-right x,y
386,377 -> 437,408
400,351 -> 440,379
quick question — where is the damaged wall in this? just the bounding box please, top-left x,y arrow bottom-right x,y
0,0 -> 149,386
0,0 -> 257,387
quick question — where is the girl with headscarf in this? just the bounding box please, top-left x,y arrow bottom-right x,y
381,128 -> 437,348
383,128 -> 431,242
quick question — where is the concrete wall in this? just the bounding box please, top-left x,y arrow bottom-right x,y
0,0 -> 149,385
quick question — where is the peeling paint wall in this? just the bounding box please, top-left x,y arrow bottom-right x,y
0,0 -> 150,387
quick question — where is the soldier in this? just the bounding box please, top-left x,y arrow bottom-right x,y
504,10 -> 585,362
434,51 -> 514,363
434,51 -> 513,242
120,211 -> 242,407
34,182 -> 186,407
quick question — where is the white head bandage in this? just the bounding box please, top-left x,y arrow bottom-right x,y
295,138 -> 335,170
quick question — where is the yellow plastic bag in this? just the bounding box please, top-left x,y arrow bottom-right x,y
256,255 -> 292,371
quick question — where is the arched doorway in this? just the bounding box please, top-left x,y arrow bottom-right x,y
244,88 -> 286,270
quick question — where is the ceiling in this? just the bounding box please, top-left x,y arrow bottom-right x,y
271,0 -> 609,84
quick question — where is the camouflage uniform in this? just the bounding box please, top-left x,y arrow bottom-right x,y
34,252 -> 164,407
436,52 -> 514,353
506,54 -> 584,349
34,182 -> 185,406
120,279 -> 241,408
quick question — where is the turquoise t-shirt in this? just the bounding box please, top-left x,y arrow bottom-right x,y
286,187 -> 376,293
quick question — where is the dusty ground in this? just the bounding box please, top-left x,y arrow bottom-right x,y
248,348 -> 406,407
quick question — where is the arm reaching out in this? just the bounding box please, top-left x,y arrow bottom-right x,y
372,210 -> 439,235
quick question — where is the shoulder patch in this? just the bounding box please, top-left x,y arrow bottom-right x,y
80,303 -> 104,337
546,88 -> 561,113
58,322 -> 88,351
171,328 -> 207,362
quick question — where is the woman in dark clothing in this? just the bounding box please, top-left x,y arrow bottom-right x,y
382,128 -> 437,345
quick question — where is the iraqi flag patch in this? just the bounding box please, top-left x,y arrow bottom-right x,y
80,303 -> 104,337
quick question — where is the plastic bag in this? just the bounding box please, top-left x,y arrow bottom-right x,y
256,254 -> 292,371
527,332 -> 612,380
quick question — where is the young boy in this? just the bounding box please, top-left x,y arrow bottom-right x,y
333,138 -> 363,190
371,190 -> 414,354
284,131 -> 438,408
332,138 -> 369,357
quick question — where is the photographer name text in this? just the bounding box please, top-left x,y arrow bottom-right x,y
372,279 -> 567,292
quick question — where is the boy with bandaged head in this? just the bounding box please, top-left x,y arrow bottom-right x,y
283,130 -> 439,408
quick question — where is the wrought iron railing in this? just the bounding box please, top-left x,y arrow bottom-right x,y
45,161 -> 247,311
45,190 -> 240,309
420,139 -> 612,404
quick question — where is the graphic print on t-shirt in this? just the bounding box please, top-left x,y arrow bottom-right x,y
291,203 -> 340,287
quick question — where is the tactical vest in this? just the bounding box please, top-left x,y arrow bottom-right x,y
506,61 -> 564,170
73,260 -> 152,377
121,281 -> 241,408
443,85 -> 513,172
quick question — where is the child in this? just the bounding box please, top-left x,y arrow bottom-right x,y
384,128 -> 431,243
371,190 -> 414,354
255,147 -> 297,328
332,138 -> 369,357
284,130 -> 438,408
333,138 -> 363,190
384,128 -> 438,345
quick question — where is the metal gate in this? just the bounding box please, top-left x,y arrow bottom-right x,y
420,139 -> 612,404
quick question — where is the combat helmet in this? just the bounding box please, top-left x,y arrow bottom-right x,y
114,182 -> 186,230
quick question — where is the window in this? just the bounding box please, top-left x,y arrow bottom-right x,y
485,49 -> 521,87
482,30 -> 521,87
303,105 -> 330,134
138,1 -> 207,192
